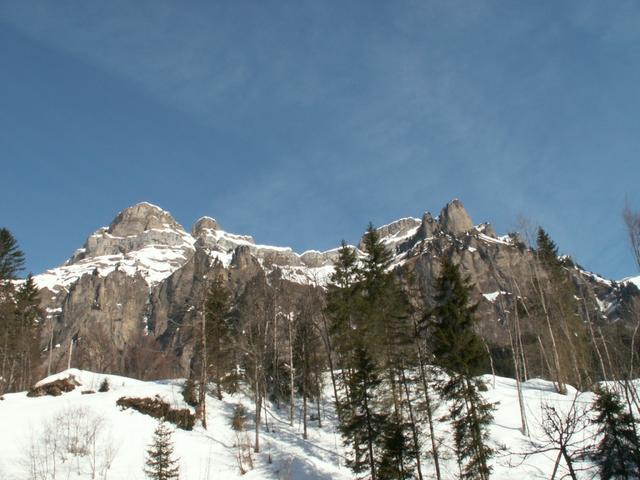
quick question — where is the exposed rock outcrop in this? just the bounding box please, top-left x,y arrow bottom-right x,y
439,198 -> 474,234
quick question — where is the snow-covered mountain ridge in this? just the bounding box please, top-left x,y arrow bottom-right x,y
34,202 -> 348,292
33,199 -> 518,293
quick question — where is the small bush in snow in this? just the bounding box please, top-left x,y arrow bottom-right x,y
99,378 -> 110,392
116,395 -> 195,430
181,379 -> 198,408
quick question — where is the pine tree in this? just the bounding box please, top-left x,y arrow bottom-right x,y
536,227 -> 560,272
430,257 -> 494,480
0,229 -> 28,394
204,274 -> 232,400
326,241 -> 361,364
591,386 -> 640,479
377,420 -> 415,480
13,274 -> 42,390
535,227 -> 590,389
0,228 -> 25,281
144,422 -> 180,480
431,258 -> 487,378
339,346 -> 387,480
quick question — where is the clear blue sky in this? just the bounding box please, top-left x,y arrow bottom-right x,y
1,1 -> 639,280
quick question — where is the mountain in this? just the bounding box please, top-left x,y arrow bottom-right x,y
32,200 -> 639,381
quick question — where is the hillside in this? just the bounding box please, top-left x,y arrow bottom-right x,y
0,369 -> 613,480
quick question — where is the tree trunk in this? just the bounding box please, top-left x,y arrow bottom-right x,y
199,299 -> 208,429
289,314 -> 295,427
411,320 -> 442,480
508,327 -> 529,437
254,361 -> 261,453
401,366 -> 424,480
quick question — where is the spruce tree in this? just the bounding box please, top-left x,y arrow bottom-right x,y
0,228 -> 25,281
591,386 -> 640,479
536,227 -> 560,272
0,229 -> 28,394
430,257 -> 494,480
339,346 -> 387,480
13,274 -> 42,390
535,227 -> 589,389
204,275 -> 232,400
144,422 -> 180,480
326,240 -> 361,363
377,420 -> 415,480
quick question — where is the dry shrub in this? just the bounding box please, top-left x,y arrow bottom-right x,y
230,403 -> 253,474
99,378 -> 110,392
27,377 -> 78,397
182,379 -> 199,407
116,395 -> 195,430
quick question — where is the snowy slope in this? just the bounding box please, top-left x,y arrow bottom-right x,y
0,369 -> 617,480
622,275 -> 640,289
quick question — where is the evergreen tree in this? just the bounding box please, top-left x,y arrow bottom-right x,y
326,241 -> 361,364
144,422 -> 180,480
339,346 -> 387,480
431,258 -> 487,378
0,229 -> 32,394
13,274 -> 42,390
591,386 -> 640,479
430,257 -> 494,480
203,274 -> 232,400
0,228 -> 25,281
377,420 -> 415,480
535,227 -> 590,389
536,227 -> 560,272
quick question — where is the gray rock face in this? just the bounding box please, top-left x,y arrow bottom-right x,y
109,202 -> 180,237
438,199 -> 474,234
418,212 -> 439,239
477,223 -> 497,238
300,250 -> 338,268
358,217 -> 421,252
377,218 -> 421,239
192,216 -> 220,238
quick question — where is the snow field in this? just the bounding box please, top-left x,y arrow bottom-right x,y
0,369 -> 625,479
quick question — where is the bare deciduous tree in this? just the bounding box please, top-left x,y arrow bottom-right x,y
624,203 -> 640,272
24,406 -> 118,480
525,394 -> 593,480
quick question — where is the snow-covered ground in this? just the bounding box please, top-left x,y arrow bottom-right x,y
0,369 -> 616,479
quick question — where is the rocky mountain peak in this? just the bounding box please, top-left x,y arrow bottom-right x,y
418,212 -> 438,239
438,199 -> 474,234
192,216 -> 220,238
108,202 -> 183,237
34,203 -> 197,291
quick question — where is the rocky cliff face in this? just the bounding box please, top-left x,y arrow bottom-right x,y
33,200 -> 638,378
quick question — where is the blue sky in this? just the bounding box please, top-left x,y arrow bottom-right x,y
1,1 -> 639,279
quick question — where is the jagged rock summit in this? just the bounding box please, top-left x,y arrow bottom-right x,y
439,198 -> 474,234
68,202 -> 194,265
